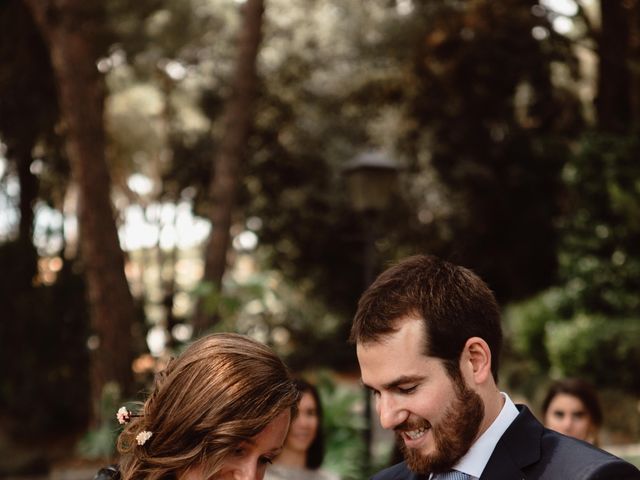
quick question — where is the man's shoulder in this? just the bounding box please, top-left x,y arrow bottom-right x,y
371,461 -> 415,480
496,405 -> 640,479
537,430 -> 640,477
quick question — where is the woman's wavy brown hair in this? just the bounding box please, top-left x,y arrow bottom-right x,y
117,333 -> 299,480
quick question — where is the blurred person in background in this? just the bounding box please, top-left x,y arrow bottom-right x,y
265,379 -> 339,480
96,333 -> 299,480
542,377 -> 603,446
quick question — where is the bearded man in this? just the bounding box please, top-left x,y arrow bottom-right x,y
350,255 -> 640,480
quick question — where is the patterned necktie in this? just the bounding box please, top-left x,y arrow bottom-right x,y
435,471 -> 472,480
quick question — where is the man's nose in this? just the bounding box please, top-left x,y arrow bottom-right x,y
377,394 -> 406,430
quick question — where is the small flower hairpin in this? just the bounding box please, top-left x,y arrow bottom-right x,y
117,407 -> 152,447
136,430 -> 153,446
116,406 -> 143,425
116,406 -> 131,424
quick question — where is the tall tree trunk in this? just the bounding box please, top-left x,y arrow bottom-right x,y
596,0 -> 632,132
11,141 -> 38,245
23,0 -> 135,423
629,1 -> 640,124
1,0 -> 54,249
193,0 -> 265,334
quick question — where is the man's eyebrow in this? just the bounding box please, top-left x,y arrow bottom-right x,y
382,375 -> 424,390
361,375 -> 425,391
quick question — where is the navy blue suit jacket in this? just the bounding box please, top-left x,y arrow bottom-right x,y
372,405 -> 640,480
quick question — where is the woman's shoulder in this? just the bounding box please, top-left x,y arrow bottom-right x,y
265,465 -> 340,480
316,468 -> 340,480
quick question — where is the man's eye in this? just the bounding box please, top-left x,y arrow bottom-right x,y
259,456 -> 274,465
398,386 -> 417,394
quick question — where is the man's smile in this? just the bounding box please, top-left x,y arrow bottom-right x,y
404,426 -> 428,440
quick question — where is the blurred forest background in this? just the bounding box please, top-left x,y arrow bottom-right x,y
1,0 -> 640,478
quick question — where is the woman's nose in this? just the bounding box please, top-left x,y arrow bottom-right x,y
560,416 -> 575,432
232,461 -> 258,480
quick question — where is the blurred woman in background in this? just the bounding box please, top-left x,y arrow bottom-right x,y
266,379 -> 339,480
542,377 -> 603,446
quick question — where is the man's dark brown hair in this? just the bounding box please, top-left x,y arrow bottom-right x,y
350,254 -> 503,381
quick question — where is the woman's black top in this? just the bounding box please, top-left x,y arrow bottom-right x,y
94,465 -> 120,480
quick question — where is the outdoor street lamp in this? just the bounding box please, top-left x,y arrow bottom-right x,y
343,149 -> 400,289
343,149 -> 399,472
343,150 -> 400,213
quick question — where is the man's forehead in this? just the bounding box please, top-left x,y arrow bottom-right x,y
357,316 -> 427,347
357,331 -> 442,382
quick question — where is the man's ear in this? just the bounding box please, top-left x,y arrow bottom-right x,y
460,336 -> 492,385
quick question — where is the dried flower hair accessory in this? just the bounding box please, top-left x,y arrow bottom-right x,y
136,430 -> 153,446
116,406 -> 143,425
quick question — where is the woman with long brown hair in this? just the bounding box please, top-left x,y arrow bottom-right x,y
102,332 -> 299,480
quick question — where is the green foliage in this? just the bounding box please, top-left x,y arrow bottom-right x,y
195,265 -> 351,370
193,280 -> 244,320
506,292 -> 640,394
503,287 -> 566,371
76,383 -> 124,460
156,1 -> 578,341
546,315 -> 640,391
393,0 -> 575,302
558,132 -> 640,314
83,0 -> 587,380
506,132 -> 640,394
315,374 -> 367,480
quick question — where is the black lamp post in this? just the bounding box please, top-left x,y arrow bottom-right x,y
343,149 -> 399,472
343,150 -> 400,212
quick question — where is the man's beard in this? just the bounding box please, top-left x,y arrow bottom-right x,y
396,374 -> 484,474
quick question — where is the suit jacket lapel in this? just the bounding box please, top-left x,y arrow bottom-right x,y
396,462 -> 425,480
480,405 -> 543,480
